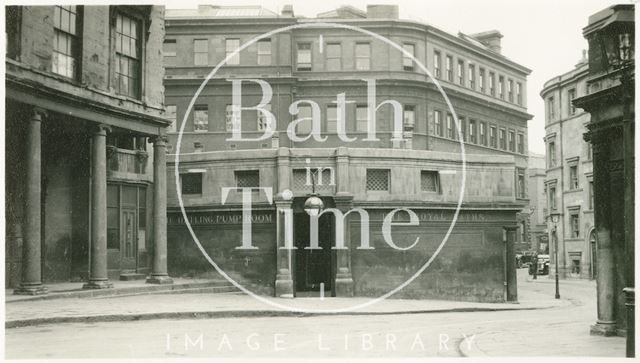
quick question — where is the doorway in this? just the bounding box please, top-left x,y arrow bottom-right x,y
107,183 -> 147,278
293,199 -> 335,297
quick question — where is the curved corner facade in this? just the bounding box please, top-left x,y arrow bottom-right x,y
164,5 -> 532,302
540,59 -> 595,279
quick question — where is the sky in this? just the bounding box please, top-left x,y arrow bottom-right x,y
167,0 -> 622,154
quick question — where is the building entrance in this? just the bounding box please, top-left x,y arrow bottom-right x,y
293,200 -> 335,296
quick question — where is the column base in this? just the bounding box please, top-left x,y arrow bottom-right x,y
83,280 -> 114,289
14,284 -> 48,296
335,272 -> 354,297
590,320 -> 618,336
146,275 -> 174,284
275,271 -> 294,298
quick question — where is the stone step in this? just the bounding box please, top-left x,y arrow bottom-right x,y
6,280 -> 237,303
119,273 -> 146,281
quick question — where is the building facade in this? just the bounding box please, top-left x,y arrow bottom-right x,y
5,5 -> 172,294
164,5 -> 532,302
527,152 -> 548,254
540,55 -> 595,279
574,5 -> 634,340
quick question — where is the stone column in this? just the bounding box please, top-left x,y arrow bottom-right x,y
147,136 -> 173,284
274,147 -> 294,297
84,125 -> 113,289
504,226 -> 518,302
275,199 -> 294,297
334,195 -> 355,297
14,109 -> 48,295
587,130 -> 616,336
334,147 -> 354,296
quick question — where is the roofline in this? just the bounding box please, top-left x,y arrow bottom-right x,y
164,15 -> 531,76
540,62 -> 589,97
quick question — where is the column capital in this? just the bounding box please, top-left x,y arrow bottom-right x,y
92,124 -> 111,135
30,107 -> 47,121
150,135 -> 169,146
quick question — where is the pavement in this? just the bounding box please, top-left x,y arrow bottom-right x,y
5,271 -> 567,328
4,270 -> 626,358
5,277 -> 237,303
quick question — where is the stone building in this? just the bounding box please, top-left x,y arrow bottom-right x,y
527,152 -> 548,254
163,5 -> 532,302
540,54 -> 595,279
573,4 -> 634,339
5,5 -> 172,294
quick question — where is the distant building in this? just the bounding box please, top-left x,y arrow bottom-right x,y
574,4 -> 634,339
163,4 -> 532,302
527,152 -> 548,253
5,5 -> 172,294
540,54 -> 594,279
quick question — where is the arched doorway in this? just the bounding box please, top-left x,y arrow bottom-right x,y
589,229 -> 597,280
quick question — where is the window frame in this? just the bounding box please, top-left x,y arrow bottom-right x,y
366,168 -> 391,192
235,170 -> 260,189
296,42 -> 312,71
479,121 -> 487,146
446,114 -> 454,139
193,104 -> 209,132
434,110 -> 443,137
325,42 -> 342,71
433,50 -> 442,78
489,125 -> 497,148
402,43 -> 415,71
355,42 -> 371,71
52,5 -> 82,80
181,172 -> 203,195
468,119 -> 477,144
517,133 -> 525,154
193,38 -> 209,66
457,59 -> 465,85
163,39 -> 177,66
225,38 -> 240,65
257,38 -> 272,66
114,11 -> 143,99
420,170 -> 440,193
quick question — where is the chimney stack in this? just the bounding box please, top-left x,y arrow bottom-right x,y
366,5 -> 399,19
281,4 -> 294,17
470,30 -> 503,54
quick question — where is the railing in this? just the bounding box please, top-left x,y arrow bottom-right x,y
107,146 -> 148,174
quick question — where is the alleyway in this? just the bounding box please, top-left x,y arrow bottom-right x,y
5,270 -> 625,358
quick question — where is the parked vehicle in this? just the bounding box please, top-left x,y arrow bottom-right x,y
528,254 -> 550,275
516,251 -> 536,268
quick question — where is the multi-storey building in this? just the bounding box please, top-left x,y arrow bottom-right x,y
541,55 -> 595,280
574,4 -> 634,340
5,5 -> 172,294
164,5 -> 532,302
527,153 -> 549,253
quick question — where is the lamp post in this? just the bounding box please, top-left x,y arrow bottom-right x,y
304,171 -> 324,217
601,25 -> 635,358
549,212 -> 561,299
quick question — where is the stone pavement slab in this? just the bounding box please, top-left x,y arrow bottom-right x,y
6,281 -> 567,328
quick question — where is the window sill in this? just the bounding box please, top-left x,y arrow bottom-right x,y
564,188 -> 583,193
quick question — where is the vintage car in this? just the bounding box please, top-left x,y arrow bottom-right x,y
516,251 -> 536,268
528,254 -> 550,275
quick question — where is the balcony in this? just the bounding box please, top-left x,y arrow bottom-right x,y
107,146 -> 151,181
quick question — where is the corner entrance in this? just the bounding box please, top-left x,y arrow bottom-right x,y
293,198 -> 335,297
